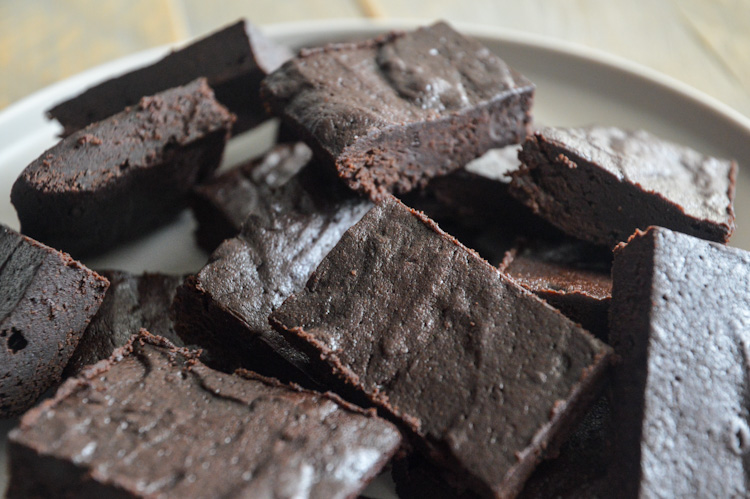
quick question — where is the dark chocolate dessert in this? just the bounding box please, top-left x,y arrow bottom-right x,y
7,332 -> 402,498
173,160 -> 373,381
610,226 -> 750,497
500,238 -> 612,340
262,21 -> 534,200
47,20 -> 291,136
191,142 -> 312,251
0,225 -> 109,418
12,78 -> 235,257
270,197 -> 613,497
509,126 -> 737,247
64,271 -> 184,377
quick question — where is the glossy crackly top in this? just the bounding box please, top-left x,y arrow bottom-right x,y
539,126 -> 736,225
611,227 -> 750,497
18,79 -> 234,193
9,333 -> 402,498
271,197 -> 612,496
262,21 -> 532,158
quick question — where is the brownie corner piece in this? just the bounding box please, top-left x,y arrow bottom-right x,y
270,195 -> 613,497
7,331 -> 401,498
0,225 -> 109,418
609,226 -> 750,497
262,21 -> 534,200
509,126 -> 736,247
12,78 -> 234,257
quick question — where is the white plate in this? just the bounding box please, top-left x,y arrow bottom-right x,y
1,18 -> 750,497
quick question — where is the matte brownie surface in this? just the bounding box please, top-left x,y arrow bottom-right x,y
610,227 -> 750,497
191,142 -> 312,251
510,126 -> 737,247
262,22 -> 534,200
270,197 -> 613,497
0,225 -> 109,418
7,332 -> 401,498
65,271 -> 184,377
47,20 -> 291,136
12,79 -> 234,257
174,162 -> 372,380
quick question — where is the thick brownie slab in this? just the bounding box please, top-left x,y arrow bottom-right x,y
191,142 -> 312,251
64,271 -> 184,377
47,20 -> 291,136
173,162 -> 373,381
609,226 -> 750,497
509,126 -> 736,247
0,225 -> 109,418
270,197 -> 613,497
12,78 -> 234,258
7,332 -> 402,498
500,238 -> 612,340
262,22 -> 534,200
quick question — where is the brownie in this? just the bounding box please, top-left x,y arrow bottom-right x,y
270,197 -> 614,497
173,161 -> 373,381
499,238 -> 612,340
262,21 -> 534,200
509,126 -> 737,247
12,78 -> 235,258
47,20 -> 291,136
191,142 -> 312,251
64,271 -> 184,377
0,225 -> 109,418
7,332 -> 402,498
609,226 -> 750,497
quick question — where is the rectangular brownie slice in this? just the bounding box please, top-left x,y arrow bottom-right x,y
47,20 -> 291,136
270,197 -> 613,497
12,78 -> 234,258
64,271 -> 185,377
7,332 -> 402,498
509,126 -> 737,247
173,161 -> 373,383
190,142 -> 312,251
609,226 -> 750,497
0,225 -> 109,418
499,238 -> 612,340
262,21 -> 534,200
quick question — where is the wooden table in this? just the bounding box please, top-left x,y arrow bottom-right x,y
1,0 -> 749,120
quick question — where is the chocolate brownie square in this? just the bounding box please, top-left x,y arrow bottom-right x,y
0,225 -> 109,418
262,21 -> 534,200
270,196 -> 613,497
47,20 -> 291,136
509,126 -> 736,247
12,78 -> 234,258
610,226 -> 750,497
7,332 -> 401,498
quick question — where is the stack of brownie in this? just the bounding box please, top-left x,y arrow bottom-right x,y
1,17 -> 745,499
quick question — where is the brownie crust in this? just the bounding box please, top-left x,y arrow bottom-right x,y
12,79 -> 234,258
47,20 -> 291,136
262,22 -> 534,200
0,225 -> 109,418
